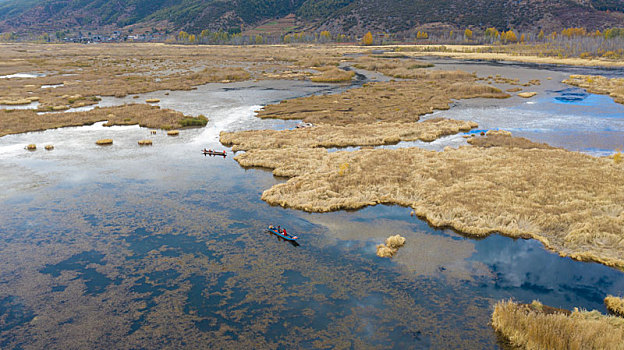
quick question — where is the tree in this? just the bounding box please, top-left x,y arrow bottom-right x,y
319,30 -> 331,42
416,31 -> 428,39
484,27 -> 500,39
177,31 -> 189,42
537,30 -> 545,40
502,30 -> 518,43
362,31 -> 373,46
188,34 -> 196,43
464,28 -> 473,40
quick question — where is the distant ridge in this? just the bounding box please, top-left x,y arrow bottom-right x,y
0,0 -> 622,35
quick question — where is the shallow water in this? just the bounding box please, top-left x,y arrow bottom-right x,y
422,58 -> 624,155
1,62 -> 624,349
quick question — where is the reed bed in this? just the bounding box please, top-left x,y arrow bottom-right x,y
376,234 -> 406,258
256,78 -> 508,126
220,118 -> 477,151
0,104 -> 199,137
563,75 -> 624,104
310,67 -> 355,83
234,140 -> 624,267
605,296 -> 624,317
492,299 -> 624,350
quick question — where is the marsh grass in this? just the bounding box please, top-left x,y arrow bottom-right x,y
605,296 -> 624,317
95,139 -> 113,145
310,68 -> 355,83
492,299 -> 624,350
220,118 -> 478,151
564,75 -> 624,104
234,141 -> 624,267
0,104 -> 197,137
256,78 -> 508,126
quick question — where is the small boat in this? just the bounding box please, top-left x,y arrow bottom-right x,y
267,225 -> 298,241
202,149 -> 227,156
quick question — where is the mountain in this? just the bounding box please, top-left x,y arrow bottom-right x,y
0,0 -> 621,35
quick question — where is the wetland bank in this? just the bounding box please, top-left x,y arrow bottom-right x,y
1,43 -> 624,349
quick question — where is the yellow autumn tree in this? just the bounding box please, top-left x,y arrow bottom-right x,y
319,30 -> 331,42
362,31 -> 373,45
464,28 -> 473,40
537,30 -> 545,40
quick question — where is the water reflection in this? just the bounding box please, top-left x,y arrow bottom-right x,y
1,62 -> 624,349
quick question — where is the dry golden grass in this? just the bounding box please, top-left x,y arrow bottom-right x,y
256,78 -> 508,126
376,234 -> 407,258
25,144 -> 36,150
310,67 -> 355,83
518,92 -> 537,98
220,118 -> 477,151
352,56 -> 434,79
167,130 -> 180,136
563,75 -> 624,104
234,141 -> 624,267
44,144 -> 54,150
605,296 -> 624,317
138,139 -> 153,146
0,104 -> 199,137
394,45 -> 624,67
95,139 -> 113,145
492,299 -> 624,350
467,132 -> 555,149
145,99 -> 160,103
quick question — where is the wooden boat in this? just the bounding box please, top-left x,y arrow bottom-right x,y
267,226 -> 298,241
202,149 -> 227,156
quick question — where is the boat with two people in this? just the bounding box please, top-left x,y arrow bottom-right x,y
267,225 -> 298,241
202,148 -> 227,156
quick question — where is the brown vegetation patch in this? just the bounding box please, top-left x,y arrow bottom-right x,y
95,139 -> 113,145
167,130 -> 180,136
518,92 -> 537,98
352,56 -> 434,78
492,299 -> 624,350
25,144 -> 36,150
234,145 -> 624,267
138,139 -> 153,146
467,132 -> 555,149
563,75 -> 624,104
256,78 -> 508,126
0,104 -> 198,137
220,118 -> 477,151
605,296 -> 624,317
145,99 -> 160,103
376,234 -> 406,258
310,67 -> 355,83
44,144 -> 54,150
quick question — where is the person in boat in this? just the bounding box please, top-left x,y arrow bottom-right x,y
203,148 -> 207,152
278,225 -> 281,233
283,228 -> 288,237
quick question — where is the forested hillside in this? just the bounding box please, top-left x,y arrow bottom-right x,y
0,0 -> 621,35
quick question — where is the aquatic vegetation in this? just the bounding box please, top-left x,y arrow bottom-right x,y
0,104 -> 197,137
235,139 -> 624,267
518,92 -> 537,98
95,139 -> 113,145
137,140 -> 152,146
310,67 -> 355,83
563,75 -> 624,104
145,98 -> 160,103
220,118 -> 478,151
467,132 -> 554,149
256,78 -> 508,126
179,115 -> 208,127
492,299 -> 624,349
25,144 -> 36,150
605,296 -> 624,317
167,130 -> 180,136
44,144 -> 54,150
376,235 -> 407,258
